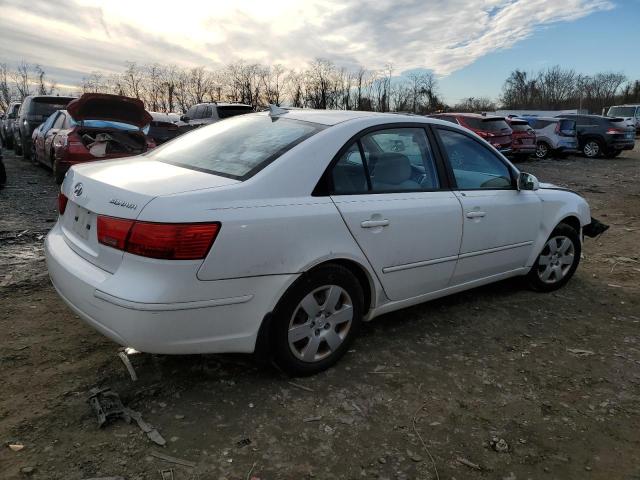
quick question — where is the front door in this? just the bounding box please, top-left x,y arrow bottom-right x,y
328,127 -> 463,301
433,126 -> 542,285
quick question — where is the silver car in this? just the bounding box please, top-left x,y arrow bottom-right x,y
525,117 -> 579,159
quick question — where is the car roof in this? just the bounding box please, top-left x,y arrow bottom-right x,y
276,109 -> 411,126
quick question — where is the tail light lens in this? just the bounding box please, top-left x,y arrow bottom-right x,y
605,128 -> 624,135
97,216 -> 134,250
58,192 -> 68,215
97,216 -> 220,260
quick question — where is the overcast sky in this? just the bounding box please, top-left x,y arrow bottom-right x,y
0,0 -> 635,103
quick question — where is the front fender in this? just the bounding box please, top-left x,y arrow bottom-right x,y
526,189 -> 591,266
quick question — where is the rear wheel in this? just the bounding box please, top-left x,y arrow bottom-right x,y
526,223 -> 581,292
582,139 -> 602,158
535,141 -> 550,159
271,264 -> 363,376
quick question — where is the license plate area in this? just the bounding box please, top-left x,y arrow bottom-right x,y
72,204 -> 95,241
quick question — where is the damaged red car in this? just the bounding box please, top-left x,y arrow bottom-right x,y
46,93 -> 155,183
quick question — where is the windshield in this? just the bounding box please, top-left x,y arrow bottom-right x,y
149,114 -> 325,179
607,106 -> 638,117
463,117 -> 510,133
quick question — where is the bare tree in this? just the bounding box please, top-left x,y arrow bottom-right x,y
12,61 -> 32,100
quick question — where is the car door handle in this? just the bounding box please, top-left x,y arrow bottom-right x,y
361,219 -> 390,228
465,211 -> 486,219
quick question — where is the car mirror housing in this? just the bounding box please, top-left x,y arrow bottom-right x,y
518,172 -> 539,191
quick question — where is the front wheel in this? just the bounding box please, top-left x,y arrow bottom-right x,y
526,223 -> 581,292
271,264 -> 363,376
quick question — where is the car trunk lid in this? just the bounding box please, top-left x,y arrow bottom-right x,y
66,93 -> 152,128
60,158 -> 239,272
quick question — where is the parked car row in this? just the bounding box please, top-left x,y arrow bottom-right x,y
1,95 -> 255,185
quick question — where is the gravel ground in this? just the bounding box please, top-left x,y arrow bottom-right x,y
0,147 -> 639,480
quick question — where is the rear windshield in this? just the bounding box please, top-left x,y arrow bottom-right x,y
217,105 -> 253,119
31,97 -> 75,117
509,122 -> 532,132
463,117 -> 510,132
607,106 -> 638,117
149,114 -> 325,179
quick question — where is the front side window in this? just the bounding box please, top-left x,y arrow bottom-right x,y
52,113 -> 66,129
330,127 -> 440,194
149,114 -> 324,179
437,128 -> 513,190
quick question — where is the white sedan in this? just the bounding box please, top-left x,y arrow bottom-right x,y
45,109 -> 605,375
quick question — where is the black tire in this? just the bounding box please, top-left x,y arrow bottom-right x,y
22,136 -> 31,160
0,159 -> 6,187
582,139 -> 603,158
603,149 -> 622,159
535,141 -> 550,159
13,134 -> 22,156
53,158 -> 65,184
271,264 -> 363,376
526,223 -> 581,292
31,143 -> 39,165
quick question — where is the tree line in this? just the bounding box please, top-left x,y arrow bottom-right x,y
1,59 -> 639,116
500,66 -> 639,113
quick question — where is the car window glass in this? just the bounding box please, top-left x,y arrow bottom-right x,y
331,143 -> 368,194
362,128 -> 439,192
52,114 -> 65,129
41,113 -> 58,133
437,128 -> 512,190
186,106 -> 197,118
194,105 -> 206,119
204,106 -> 213,118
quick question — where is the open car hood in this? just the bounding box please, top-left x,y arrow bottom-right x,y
66,93 -> 152,128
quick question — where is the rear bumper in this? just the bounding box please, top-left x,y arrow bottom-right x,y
45,222 -> 296,354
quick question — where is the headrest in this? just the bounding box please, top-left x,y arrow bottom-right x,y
373,152 -> 412,185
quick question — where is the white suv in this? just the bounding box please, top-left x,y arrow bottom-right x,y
606,105 -> 640,135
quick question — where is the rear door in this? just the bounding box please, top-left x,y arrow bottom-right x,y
328,125 -> 463,301
433,126 -> 542,285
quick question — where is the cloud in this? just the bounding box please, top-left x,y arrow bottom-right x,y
0,0 -> 614,87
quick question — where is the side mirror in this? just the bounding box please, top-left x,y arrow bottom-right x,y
180,115 -> 190,122
518,172 -> 539,191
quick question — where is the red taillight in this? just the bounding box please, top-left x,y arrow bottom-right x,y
97,216 -> 220,260
605,128 -> 624,135
58,192 -> 68,215
97,216 -> 135,250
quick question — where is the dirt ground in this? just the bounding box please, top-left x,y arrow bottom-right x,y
1,146 -> 639,480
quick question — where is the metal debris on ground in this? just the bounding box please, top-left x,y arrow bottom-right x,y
159,469 -> 175,480
287,381 -> 314,392
235,438 -> 252,448
303,416 -> 322,423
457,457 -> 484,471
150,450 -> 197,468
8,443 -> 24,451
567,348 -> 595,356
490,437 -> 510,453
88,387 -> 130,428
117,349 -> 138,381
88,387 -> 166,446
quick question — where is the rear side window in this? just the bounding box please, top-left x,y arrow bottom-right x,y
149,114 -> 325,179
436,128 -> 513,190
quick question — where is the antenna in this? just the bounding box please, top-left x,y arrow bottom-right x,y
268,104 -> 288,117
